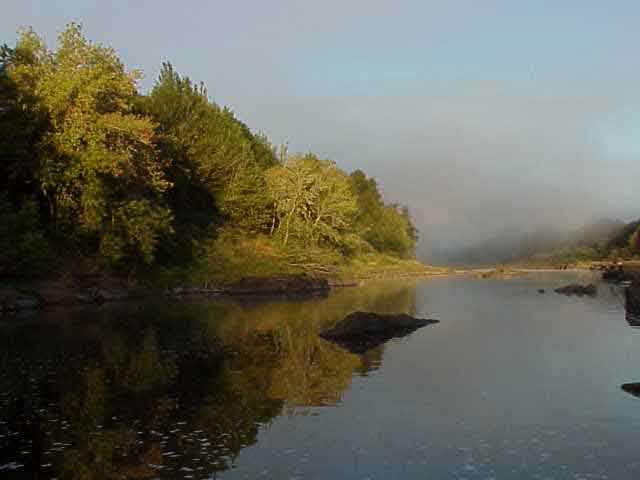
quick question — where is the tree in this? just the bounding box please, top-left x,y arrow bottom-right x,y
0,23 -> 420,278
142,63 -> 275,235
629,226 -> 640,256
2,24 -> 173,265
349,170 -> 417,257
266,154 -> 357,250
0,41 -> 50,209
0,198 -> 50,276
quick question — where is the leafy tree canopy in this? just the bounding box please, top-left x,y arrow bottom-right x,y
0,23 -> 419,277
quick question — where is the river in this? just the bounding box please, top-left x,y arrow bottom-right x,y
1,272 -> 639,479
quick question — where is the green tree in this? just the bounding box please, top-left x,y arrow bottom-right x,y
0,42 -> 50,209
349,170 -> 417,257
143,63 -> 275,236
629,226 -> 640,256
266,154 -> 357,250
1,23 -> 422,278
3,24 -> 173,265
0,199 -> 50,276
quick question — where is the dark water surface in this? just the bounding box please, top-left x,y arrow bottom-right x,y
2,272 -> 640,479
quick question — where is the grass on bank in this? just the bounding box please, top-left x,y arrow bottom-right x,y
153,233 -> 446,288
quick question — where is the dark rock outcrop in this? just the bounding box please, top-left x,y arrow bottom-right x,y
320,311 -> 439,353
622,383 -> 640,399
0,274 -> 330,313
223,274 -> 330,296
603,265 -> 625,282
601,263 -> 640,284
554,284 -> 597,297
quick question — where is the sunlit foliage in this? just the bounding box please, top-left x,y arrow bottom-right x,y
0,23 -> 418,278
1,24 -> 172,266
350,170 -> 417,257
266,154 -> 358,250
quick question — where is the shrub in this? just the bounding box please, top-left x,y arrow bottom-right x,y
0,199 -> 50,277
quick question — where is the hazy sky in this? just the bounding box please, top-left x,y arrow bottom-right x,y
3,1 -> 640,261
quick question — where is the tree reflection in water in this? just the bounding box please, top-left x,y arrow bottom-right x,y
621,285 -> 640,401
625,285 -> 640,327
0,280 -> 418,478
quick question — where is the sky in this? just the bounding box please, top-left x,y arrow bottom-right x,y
3,1 -> 640,262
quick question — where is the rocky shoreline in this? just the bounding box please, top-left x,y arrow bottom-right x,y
0,274 -> 330,314
13,261 -> 627,315
0,268 -> 444,314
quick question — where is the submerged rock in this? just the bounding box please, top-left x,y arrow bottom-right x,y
320,311 -> 439,354
554,284 -> 597,297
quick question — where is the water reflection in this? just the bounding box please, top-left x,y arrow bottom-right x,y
0,280 -> 417,479
621,284 -> 640,401
625,285 -> 640,327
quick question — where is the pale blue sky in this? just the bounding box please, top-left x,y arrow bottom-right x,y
3,1 -> 640,260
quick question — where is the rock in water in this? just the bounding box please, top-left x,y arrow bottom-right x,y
621,383 -> 640,398
554,284 -> 597,297
320,311 -> 439,353
603,265 -> 625,282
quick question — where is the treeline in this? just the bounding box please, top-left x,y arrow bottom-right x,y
544,219 -> 640,264
604,219 -> 640,260
0,24 -> 417,278
523,219 -> 640,266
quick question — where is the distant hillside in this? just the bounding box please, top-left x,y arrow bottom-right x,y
606,219 -> 640,251
445,229 -> 562,266
570,219 -> 627,248
445,219 -> 626,266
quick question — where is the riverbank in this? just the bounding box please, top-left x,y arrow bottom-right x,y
13,257 -> 619,315
0,257 -> 448,314
448,265 -> 585,278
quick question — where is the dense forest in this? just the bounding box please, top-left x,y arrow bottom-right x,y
0,24 -> 419,281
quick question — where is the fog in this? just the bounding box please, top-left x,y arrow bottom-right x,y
3,1 -> 640,263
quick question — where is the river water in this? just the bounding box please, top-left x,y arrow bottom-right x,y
2,272 -> 640,479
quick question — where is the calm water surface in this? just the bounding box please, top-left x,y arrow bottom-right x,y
2,272 -> 640,479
